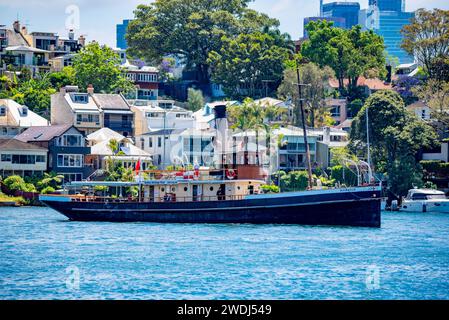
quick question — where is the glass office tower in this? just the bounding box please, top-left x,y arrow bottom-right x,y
322,2 -> 361,29
365,0 -> 414,64
116,19 -> 132,50
369,0 -> 405,13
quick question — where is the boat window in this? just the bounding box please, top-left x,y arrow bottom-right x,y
411,194 -> 427,200
426,194 -> 447,200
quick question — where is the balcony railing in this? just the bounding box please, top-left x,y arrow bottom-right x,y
104,121 -> 133,129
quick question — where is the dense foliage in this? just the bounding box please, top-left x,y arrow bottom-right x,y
401,9 -> 449,80
127,0 -> 292,88
350,91 -> 437,195
302,21 -> 386,93
72,42 -> 134,93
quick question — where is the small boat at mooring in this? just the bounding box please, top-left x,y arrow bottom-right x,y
400,188 -> 449,213
40,169 -> 382,227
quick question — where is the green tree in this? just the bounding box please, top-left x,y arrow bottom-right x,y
72,42 -> 134,93
228,101 -> 253,165
412,79 -> 449,134
5,73 -> 56,117
350,90 -> 437,195
48,66 -> 76,89
302,21 -> 386,93
278,62 -> 334,127
187,88 -> 205,111
208,32 -> 291,99
127,0 -> 282,86
401,9 -> 449,80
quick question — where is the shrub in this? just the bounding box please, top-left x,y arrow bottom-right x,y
421,160 -> 449,178
261,184 -> 280,194
3,175 -> 26,193
330,165 -> 358,186
40,186 -> 56,194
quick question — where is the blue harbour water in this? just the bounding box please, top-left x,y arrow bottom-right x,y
0,207 -> 448,300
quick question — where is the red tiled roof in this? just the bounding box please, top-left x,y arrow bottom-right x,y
329,77 -> 392,90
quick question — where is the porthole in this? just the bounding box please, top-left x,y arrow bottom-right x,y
184,187 -> 188,192
210,186 -> 214,191
171,187 -> 176,192
237,186 -> 241,190
161,187 -> 165,192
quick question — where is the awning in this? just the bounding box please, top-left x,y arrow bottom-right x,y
102,110 -> 134,115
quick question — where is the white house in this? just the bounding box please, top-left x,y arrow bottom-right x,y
0,99 -> 49,137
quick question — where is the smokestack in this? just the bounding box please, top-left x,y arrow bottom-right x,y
214,105 -> 230,168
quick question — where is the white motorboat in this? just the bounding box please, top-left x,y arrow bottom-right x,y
401,189 -> 449,213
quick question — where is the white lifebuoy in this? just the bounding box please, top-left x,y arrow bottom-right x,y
226,169 -> 236,180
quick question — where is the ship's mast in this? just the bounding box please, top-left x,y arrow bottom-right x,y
295,62 -> 313,189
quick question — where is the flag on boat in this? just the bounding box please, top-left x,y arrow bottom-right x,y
135,158 -> 141,174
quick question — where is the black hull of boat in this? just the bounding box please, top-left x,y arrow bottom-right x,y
42,190 -> 382,227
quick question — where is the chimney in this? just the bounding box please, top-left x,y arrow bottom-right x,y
60,87 -> 67,94
68,29 -> 74,40
78,35 -> 86,46
87,84 -> 94,95
13,21 -> 20,33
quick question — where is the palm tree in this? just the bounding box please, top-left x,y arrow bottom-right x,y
230,101 -> 253,165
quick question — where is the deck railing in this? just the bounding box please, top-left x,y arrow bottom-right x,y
67,194 -> 245,203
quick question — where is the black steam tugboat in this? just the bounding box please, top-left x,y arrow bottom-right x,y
40,103 -> 381,227
40,170 -> 381,227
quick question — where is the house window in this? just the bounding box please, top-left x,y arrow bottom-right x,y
63,173 -> 82,182
0,107 -> 6,116
36,155 -> 46,163
421,110 -> 427,119
1,154 -> 12,162
57,154 -> 83,168
158,137 -> 162,148
57,134 -> 84,147
149,137 -> 153,148
330,106 -> 341,117
72,94 -> 88,103
12,155 -> 36,164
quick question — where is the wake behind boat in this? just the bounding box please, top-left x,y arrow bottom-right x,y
40,169 -> 382,227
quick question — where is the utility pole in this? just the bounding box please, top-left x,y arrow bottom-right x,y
365,106 -> 373,183
294,64 -> 313,189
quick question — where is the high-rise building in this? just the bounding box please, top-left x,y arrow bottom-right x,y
369,0 -> 405,13
364,0 -> 414,64
116,19 -> 132,49
322,2 -> 361,29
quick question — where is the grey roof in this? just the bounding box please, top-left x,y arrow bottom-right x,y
15,125 -> 73,142
6,29 -> 30,47
141,129 -> 185,136
92,94 -> 130,111
0,138 -> 47,151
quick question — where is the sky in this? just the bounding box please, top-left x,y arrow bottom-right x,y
1,0 -> 448,47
